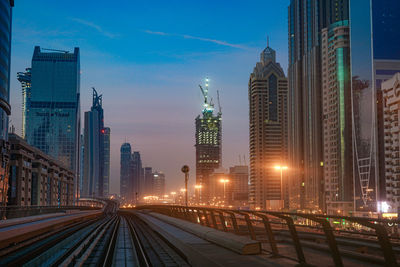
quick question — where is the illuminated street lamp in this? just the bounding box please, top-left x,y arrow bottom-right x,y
274,165 -> 288,209
195,184 -> 202,203
219,178 -> 229,202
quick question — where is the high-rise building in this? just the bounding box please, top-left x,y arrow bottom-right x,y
195,79 -> 222,203
382,73 -> 400,214
229,165 -> 249,207
153,171 -> 165,197
17,68 -> 31,139
82,88 -> 105,197
24,46 -> 80,201
144,167 -> 153,196
248,43 -> 288,210
288,0 -> 324,211
79,133 -> 84,198
131,151 -> 143,204
103,127 -> 110,197
120,143 -> 132,203
0,0 -> 13,206
320,2 -> 353,215
350,0 -> 400,212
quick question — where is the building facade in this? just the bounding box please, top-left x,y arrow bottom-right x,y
153,171 -> 165,197
321,9 -> 353,215
350,0 -> 400,212
229,165 -> 249,207
144,167 -> 153,196
120,143 -> 132,203
24,46 -> 80,201
83,88 -> 106,197
382,73 -> 400,213
249,44 -> 288,210
130,151 -> 143,204
103,127 -> 110,197
8,133 -> 74,206
195,79 -> 222,203
0,0 -> 13,206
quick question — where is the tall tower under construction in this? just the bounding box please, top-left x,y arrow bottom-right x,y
195,78 -> 222,203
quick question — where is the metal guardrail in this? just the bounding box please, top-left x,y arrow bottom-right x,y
136,205 -> 400,267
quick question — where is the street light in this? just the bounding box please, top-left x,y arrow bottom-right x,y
274,165 -> 288,209
219,179 -> 229,203
181,165 -> 190,206
195,184 -> 202,204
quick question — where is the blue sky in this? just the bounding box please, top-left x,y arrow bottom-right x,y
10,0 -> 289,194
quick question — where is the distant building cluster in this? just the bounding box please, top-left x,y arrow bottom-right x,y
119,143 -> 166,205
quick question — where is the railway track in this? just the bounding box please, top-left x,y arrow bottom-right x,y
0,211 -> 189,267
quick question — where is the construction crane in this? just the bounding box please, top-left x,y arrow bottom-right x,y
217,90 -> 222,115
199,77 -> 215,113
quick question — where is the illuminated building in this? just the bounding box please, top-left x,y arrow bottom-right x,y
144,167 -> 153,196
249,43 -> 288,210
17,68 -> 31,139
321,5 -> 353,215
195,79 -> 222,203
24,46 -> 80,201
0,0 -> 13,206
382,73 -> 400,213
130,151 -> 143,204
153,171 -> 165,197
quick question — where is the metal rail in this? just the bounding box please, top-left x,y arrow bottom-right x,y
135,205 -> 400,267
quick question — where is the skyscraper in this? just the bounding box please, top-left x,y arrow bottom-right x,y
195,79 -> 222,203
144,167 -> 153,196
130,151 -> 143,204
248,44 -> 288,210
24,46 -> 80,200
320,1 -> 353,215
103,127 -> 110,197
288,0 -> 324,211
0,0 -> 13,206
153,171 -> 165,197
17,68 -> 31,139
229,165 -> 249,207
120,143 -> 132,203
82,88 -> 105,197
350,0 -> 400,211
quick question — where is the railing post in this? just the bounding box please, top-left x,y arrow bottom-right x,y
270,212 -> 307,265
255,212 -> 279,257
237,212 -> 256,240
203,209 -> 211,227
216,210 -> 228,231
210,210 -> 219,229
224,211 -> 239,234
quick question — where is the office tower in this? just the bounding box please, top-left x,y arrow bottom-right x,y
249,43 -> 288,210
103,127 -> 110,197
24,46 -> 80,200
321,2 -> 353,215
120,143 -> 132,203
153,171 -> 165,197
0,0 -> 13,206
130,151 -> 143,204
17,68 -> 31,139
82,88 -> 104,197
208,168 -> 229,204
229,165 -> 249,207
350,0 -> 400,212
288,0 -> 324,211
8,133 -> 74,206
195,79 -> 222,203
144,167 -> 153,196
382,73 -> 400,214
79,134 -> 84,198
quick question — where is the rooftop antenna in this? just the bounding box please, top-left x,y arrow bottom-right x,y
267,35 -> 269,47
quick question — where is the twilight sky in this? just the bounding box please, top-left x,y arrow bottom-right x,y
9,0 -> 288,195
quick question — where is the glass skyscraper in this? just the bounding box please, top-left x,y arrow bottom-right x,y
24,46 -> 80,200
120,143 -> 132,203
350,0 -> 400,211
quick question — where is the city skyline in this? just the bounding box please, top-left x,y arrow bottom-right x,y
9,0 -> 289,194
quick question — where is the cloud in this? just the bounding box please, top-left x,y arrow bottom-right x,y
144,30 -> 246,49
70,18 -> 118,38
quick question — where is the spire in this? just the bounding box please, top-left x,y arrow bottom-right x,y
260,35 -> 276,64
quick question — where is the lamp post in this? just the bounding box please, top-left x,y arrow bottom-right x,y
274,165 -> 288,209
195,184 -> 202,204
219,178 -> 229,204
181,165 -> 189,206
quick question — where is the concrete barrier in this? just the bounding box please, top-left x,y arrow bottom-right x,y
147,211 -> 261,255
